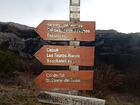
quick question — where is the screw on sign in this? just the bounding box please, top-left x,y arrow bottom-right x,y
35,71 -> 94,90
35,20 -> 95,41
34,45 -> 95,66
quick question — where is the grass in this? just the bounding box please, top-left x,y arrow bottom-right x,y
0,85 -> 139,105
0,95 -> 41,105
0,92 -> 139,105
104,93 -> 140,105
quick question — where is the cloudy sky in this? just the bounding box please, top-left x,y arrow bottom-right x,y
0,0 -> 140,33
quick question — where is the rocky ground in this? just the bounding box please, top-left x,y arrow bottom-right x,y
0,83 -> 140,105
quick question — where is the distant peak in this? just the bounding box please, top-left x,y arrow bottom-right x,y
96,29 -> 119,34
0,21 -> 34,30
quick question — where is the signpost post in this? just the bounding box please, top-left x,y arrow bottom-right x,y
34,0 -> 105,105
70,0 -> 80,21
69,0 -> 82,97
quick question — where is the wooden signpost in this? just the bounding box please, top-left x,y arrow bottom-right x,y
34,0 -> 105,105
35,71 -> 94,90
34,45 -> 94,66
35,20 -> 95,41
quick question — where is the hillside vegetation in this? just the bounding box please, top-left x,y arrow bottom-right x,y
0,22 -> 140,105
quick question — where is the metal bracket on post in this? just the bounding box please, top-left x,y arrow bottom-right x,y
69,65 -> 79,71
69,40 -> 80,47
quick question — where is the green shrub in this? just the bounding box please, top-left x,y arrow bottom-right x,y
94,64 -> 125,97
0,50 -> 17,78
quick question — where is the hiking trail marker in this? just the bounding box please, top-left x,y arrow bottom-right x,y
35,20 -> 95,41
35,71 -> 94,90
34,45 -> 94,66
34,0 -> 105,105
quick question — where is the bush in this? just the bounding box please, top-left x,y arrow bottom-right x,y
0,50 -> 17,79
125,70 -> 140,96
94,64 -> 125,97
